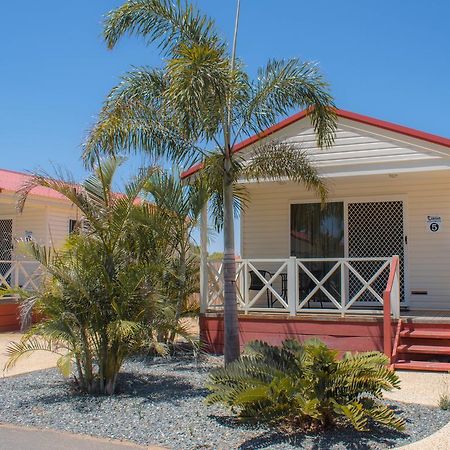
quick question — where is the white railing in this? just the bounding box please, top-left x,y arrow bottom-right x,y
205,256 -> 400,317
0,260 -> 43,297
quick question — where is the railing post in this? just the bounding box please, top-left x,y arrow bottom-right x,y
287,256 -> 297,316
14,261 -> 19,289
199,204 -> 208,314
383,290 -> 392,360
340,260 -> 346,317
393,255 -> 401,319
243,261 -> 249,314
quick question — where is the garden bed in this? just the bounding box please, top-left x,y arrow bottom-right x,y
0,356 -> 449,449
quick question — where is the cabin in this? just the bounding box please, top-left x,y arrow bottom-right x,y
183,109 -> 450,372
0,168 -> 80,331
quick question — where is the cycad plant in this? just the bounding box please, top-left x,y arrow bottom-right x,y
206,339 -> 405,432
5,158 -> 175,395
83,0 -> 337,363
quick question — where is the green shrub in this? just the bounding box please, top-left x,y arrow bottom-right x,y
5,158 -> 197,395
206,339 -> 405,432
438,393 -> 450,410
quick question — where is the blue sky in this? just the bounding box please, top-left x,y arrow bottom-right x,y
1,1 -> 449,251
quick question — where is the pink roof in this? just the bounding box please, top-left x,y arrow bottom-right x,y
181,108 -> 450,179
0,168 -> 68,200
0,168 -> 141,204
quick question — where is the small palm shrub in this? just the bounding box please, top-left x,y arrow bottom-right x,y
206,339 -> 405,432
5,158 -> 199,395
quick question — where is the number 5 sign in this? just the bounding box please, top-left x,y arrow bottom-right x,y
426,215 -> 442,233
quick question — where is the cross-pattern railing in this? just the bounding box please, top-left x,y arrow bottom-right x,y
0,260 -> 43,297
205,256 -> 399,317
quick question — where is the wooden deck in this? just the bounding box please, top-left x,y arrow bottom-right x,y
200,309 -> 450,373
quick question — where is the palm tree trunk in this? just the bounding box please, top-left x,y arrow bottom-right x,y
222,0 -> 242,364
222,163 -> 240,364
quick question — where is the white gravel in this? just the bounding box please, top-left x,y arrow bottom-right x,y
0,356 -> 449,449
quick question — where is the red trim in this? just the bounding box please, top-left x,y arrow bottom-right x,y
383,256 -> 400,360
180,108 -> 450,179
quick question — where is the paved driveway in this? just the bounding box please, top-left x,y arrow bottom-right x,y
0,424 -> 164,450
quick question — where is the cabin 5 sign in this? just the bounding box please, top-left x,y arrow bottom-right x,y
426,215 -> 442,233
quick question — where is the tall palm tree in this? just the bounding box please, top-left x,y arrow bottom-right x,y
84,0 -> 337,363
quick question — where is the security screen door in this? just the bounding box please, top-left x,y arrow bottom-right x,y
347,201 -> 405,304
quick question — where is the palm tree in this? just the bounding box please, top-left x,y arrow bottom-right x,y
84,0 -> 337,363
6,158 -> 176,394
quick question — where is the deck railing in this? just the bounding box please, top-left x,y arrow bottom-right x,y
0,260 -> 43,297
205,256 -> 400,318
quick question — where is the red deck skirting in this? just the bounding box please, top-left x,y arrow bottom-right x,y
0,303 -> 21,332
200,314 -> 397,354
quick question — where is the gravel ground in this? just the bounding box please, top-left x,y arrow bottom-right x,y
0,356 -> 449,450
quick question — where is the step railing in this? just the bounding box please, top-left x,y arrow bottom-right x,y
205,256 -> 396,317
383,255 -> 401,359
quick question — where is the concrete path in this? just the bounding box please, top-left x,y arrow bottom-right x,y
0,424 -> 165,450
397,421 -> 450,449
385,370 -> 450,407
0,333 -> 59,377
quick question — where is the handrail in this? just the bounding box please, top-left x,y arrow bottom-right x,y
383,255 -> 400,360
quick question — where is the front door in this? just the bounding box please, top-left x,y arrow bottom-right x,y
0,219 -> 13,286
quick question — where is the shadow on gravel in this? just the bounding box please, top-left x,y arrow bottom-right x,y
211,415 -> 406,450
16,372 -> 207,410
237,428 -> 405,450
117,371 -> 208,402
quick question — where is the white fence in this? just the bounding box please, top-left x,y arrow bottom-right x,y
0,260 -> 43,296
205,256 -> 400,318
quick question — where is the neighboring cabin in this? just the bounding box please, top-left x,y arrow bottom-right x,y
0,168 -> 80,330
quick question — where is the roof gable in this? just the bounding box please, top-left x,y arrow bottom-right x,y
181,109 -> 450,179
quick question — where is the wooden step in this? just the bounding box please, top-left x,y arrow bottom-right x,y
397,344 -> 450,355
400,329 -> 450,339
393,360 -> 450,372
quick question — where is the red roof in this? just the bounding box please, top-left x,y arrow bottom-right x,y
0,168 -> 67,200
180,109 -> 450,179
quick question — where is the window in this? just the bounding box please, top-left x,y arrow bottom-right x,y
290,202 -> 344,258
68,219 -> 78,235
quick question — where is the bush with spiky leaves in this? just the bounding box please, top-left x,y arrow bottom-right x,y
5,158 -> 200,395
206,339 -> 405,432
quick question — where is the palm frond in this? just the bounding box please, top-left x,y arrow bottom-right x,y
240,141 -> 328,202
239,58 -> 337,148
5,337 -> 64,372
103,0 -> 222,55
83,67 -> 204,166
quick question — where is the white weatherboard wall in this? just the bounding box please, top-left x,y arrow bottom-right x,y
241,171 -> 450,311
46,204 -> 80,249
0,196 -> 79,255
